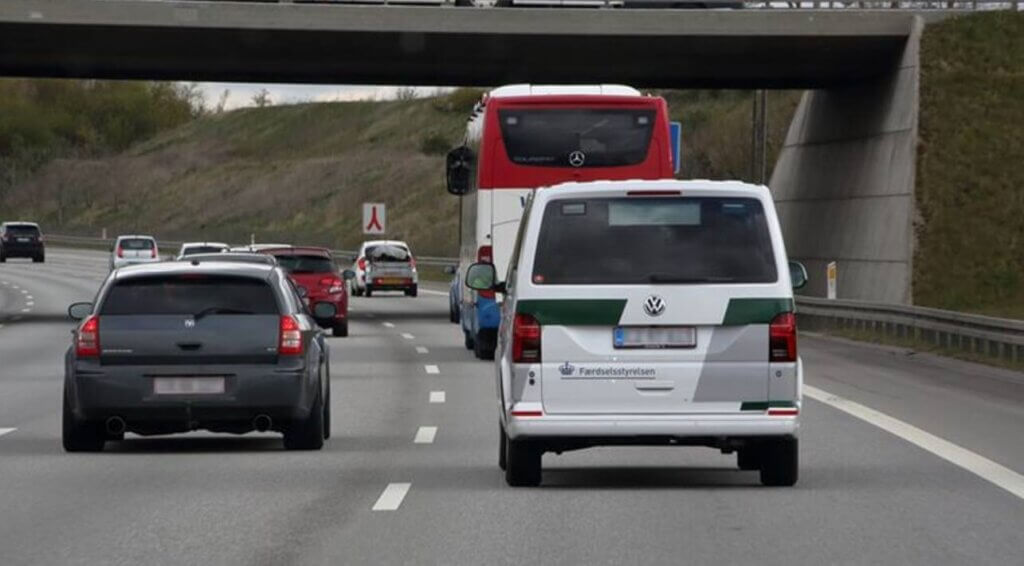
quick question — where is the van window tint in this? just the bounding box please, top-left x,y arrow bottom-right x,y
101,275 -> 279,315
273,254 -> 335,274
5,225 -> 40,236
498,109 -> 655,168
532,197 -> 777,285
120,238 -> 154,250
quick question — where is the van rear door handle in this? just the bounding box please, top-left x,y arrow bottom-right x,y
635,380 -> 675,391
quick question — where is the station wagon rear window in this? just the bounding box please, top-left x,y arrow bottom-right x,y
272,254 -> 335,274
101,275 -> 279,315
532,197 -> 777,285
5,225 -> 40,236
498,109 -> 655,168
366,245 -> 410,263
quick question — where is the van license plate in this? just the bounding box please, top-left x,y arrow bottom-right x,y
614,326 -> 696,349
153,377 -> 225,395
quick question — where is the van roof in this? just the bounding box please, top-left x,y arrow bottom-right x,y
536,179 -> 769,199
489,84 -> 642,98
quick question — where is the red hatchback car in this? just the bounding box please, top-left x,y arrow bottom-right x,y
259,247 -> 353,337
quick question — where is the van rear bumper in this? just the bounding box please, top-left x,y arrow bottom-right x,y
507,413 -> 799,440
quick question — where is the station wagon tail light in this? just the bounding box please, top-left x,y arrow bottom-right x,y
409,256 -> 417,270
769,312 -> 797,362
513,313 -> 542,363
76,315 -> 100,357
279,315 -> 303,355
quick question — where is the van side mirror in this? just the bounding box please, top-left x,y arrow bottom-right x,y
446,146 -> 475,196
789,261 -> 808,290
465,262 -> 497,291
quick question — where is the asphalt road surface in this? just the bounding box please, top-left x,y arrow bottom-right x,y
0,249 -> 1021,565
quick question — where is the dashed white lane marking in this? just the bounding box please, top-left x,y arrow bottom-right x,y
401,333 -> 415,340
25,302 -> 34,307
0,428 -> 15,438
383,322 -> 395,328
414,426 -> 438,444
19,289 -> 28,294
415,346 -> 429,354
424,365 -> 440,375
372,483 -> 411,511
25,295 -> 32,300
20,308 -> 30,313
805,385 -> 1024,501
430,391 -> 446,404
419,289 -> 448,297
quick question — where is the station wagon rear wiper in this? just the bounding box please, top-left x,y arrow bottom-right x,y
192,307 -> 255,321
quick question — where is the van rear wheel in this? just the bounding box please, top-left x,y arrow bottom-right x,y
505,438 -> 542,487
759,437 -> 798,486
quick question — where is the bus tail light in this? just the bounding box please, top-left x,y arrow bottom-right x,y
513,313 -> 541,363
76,316 -> 100,357
279,315 -> 303,356
769,312 -> 797,362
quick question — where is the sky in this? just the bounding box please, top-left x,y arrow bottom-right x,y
194,83 -> 443,110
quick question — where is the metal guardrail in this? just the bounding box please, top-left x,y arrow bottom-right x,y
796,296 -> 1024,363
205,0 -> 1024,10
45,234 -> 459,267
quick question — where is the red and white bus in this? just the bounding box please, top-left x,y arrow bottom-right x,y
447,84 -> 675,359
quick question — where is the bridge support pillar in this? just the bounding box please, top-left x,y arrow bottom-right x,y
770,17 -> 925,304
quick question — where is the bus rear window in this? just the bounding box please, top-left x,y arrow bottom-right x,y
498,109 -> 655,168
531,197 -> 777,285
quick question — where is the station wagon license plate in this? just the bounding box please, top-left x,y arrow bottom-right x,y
153,377 -> 225,395
614,326 -> 696,349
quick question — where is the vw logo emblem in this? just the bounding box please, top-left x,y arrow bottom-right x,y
184,318 -> 196,329
643,295 -> 666,317
568,150 -> 586,168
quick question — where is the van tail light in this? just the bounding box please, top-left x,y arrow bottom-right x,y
116,246 -> 124,258
150,247 -> 157,259
769,312 -> 797,362
357,257 -> 366,271
477,245 -> 495,299
513,313 -> 542,363
76,315 -> 100,357
279,315 -> 303,355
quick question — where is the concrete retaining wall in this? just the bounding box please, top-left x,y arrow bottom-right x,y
770,17 -> 925,304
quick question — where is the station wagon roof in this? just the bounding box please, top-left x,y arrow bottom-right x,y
536,179 -> 769,199
112,261 -> 276,281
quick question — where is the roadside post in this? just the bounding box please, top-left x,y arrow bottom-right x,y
827,261 -> 837,300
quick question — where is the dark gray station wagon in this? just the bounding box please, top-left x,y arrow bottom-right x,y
63,261 -> 335,451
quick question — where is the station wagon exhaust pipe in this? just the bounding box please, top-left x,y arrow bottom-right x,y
252,414 -> 272,432
105,416 -> 126,436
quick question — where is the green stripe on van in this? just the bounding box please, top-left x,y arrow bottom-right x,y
740,401 -> 798,411
516,299 -> 627,326
722,298 -> 794,326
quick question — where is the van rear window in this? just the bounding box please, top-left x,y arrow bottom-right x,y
120,239 -> 154,250
532,197 -> 777,285
101,275 -> 279,315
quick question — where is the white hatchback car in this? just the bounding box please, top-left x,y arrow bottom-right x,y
176,241 -> 229,260
110,235 -> 161,270
466,180 -> 807,487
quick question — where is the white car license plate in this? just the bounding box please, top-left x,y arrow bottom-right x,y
614,326 -> 696,349
153,377 -> 225,395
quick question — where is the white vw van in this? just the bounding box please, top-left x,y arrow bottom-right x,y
466,180 -> 807,487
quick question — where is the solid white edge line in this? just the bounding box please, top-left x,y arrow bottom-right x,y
414,426 -> 438,444
418,289 -> 448,296
805,385 -> 1024,501
424,365 -> 440,375
0,428 -> 16,438
429,391 -> 446,403
415,346 -> 429,354
401,333 -> 415,340
372,483 -> 412,511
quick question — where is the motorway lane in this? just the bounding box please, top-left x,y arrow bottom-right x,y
0,249 -> 1021,565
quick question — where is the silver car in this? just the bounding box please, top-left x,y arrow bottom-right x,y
110,235 -> 161,270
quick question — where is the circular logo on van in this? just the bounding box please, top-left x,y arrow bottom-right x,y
568,151 -> 586,168
643,295 -> 666,317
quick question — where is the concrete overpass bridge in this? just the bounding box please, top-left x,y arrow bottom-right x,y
0,0 -> 957,302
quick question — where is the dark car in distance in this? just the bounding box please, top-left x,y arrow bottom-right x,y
63,261 -> 335,452
1,222 -> 45,263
